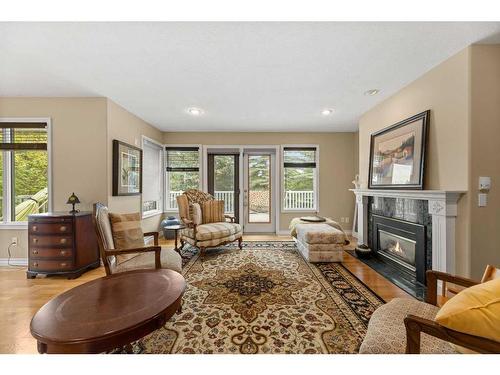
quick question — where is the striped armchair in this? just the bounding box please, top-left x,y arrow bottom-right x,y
176,189 -> 242,258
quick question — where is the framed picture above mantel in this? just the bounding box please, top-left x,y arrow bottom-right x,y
112,140 -> 143,196
368,110 -> 429,190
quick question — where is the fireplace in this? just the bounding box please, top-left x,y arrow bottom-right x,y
371,215 -> 426,284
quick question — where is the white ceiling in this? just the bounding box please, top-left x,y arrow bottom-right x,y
1,22 -> 500,132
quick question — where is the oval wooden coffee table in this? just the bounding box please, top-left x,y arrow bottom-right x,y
30,269 -> 186,354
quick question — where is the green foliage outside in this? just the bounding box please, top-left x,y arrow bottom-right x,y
0,151 -> 48,221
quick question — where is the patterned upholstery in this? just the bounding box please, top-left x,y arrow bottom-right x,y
108,212 -> 145,264
202,200 -> 225,224
359,298 -> 456,354
182,232 -> 243,248
295,224 -> 345,262
182,222 -> 242,241
176,189 -> 242,251
114,246 -> 182,273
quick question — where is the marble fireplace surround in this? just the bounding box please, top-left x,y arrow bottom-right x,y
351,189 -> 465,275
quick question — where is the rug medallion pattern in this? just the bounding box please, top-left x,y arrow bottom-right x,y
140,241 -> 383,354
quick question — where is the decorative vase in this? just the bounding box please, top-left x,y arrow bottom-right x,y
161,216 -> 180,239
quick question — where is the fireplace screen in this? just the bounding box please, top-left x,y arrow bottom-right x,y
378,229 -> 416,270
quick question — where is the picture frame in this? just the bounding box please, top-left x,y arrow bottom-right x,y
368,110 -> 429,190
112,139 -> 143,196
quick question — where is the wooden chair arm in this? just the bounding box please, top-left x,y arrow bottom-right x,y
105,246 -> 162,269
426,270 -> 479,306
224,215 -> 235,223
404,314 -> 500,354
143,231 -> 159,246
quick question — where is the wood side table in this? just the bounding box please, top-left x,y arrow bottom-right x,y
163,224 -> 186,253
30,269 -> 186,354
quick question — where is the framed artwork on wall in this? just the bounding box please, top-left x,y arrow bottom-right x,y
368,110 -> 429,190
112,140 -> 143,196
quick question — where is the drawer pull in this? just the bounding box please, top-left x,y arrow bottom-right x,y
33,225 -> 38,232
60,226 -> 67,232
60,262 -> 67,267
33,262 -> 38,267
60,238 -> 67,244
60,250 -> 67,256
33,238 -> 38,244
33,250 -> 38,255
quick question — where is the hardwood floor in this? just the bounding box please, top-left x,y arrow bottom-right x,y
0,234 -> 411,354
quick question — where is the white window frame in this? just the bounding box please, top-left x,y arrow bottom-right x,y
141,136 -> 164,219
164,144 -> 203,212
0,117 -> 53,229
280,144 -> 319,213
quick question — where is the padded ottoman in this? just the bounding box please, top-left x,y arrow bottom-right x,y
295,223 -> 345,262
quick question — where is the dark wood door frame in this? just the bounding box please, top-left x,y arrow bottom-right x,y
207,153 -> 240,223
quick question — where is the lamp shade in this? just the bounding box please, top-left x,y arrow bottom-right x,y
66,192 -> 80,204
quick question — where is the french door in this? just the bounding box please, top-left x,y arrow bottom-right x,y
243,152 -> 276,233
207,153 -> 240,222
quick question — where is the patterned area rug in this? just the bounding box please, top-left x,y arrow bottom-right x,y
139,241 -> 384,354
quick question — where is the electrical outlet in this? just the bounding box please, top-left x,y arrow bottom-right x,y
11,237 -> 18,245
345,217 -> 350,224
340,217 -> 345,223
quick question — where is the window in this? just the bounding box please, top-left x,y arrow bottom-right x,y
1,122 -> 49,223
142,138 -> 163,217
282,146 -> 318,211
165,147 -> 200,210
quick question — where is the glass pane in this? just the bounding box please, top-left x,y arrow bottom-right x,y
284,167 -> 315,210
214,155 -> 235,215
284,149 -> 315,164
142,200 -> 158,213
13,150 -> 49,222
248,155 -> 270,223
167,171 -> 199,209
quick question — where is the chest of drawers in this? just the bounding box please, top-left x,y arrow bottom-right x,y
27,212 -> 100,279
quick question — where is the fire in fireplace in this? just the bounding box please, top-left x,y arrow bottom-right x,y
378,229 -> 416,272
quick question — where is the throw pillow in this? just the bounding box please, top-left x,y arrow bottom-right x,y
108,212 -> 144,264
202,200 -> 225,224
434,278 -> 500,348
191,203 -> 203,225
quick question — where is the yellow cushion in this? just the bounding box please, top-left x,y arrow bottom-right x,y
435,278 -> 500,344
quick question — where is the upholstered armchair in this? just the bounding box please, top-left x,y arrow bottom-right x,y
93,203 -> 182,275
176,189 -> 243,258
360,270 -> 500,354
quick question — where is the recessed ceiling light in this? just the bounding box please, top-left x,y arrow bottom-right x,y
321,109 -> 334,116
364,89 -> 380,96
187,107 -> 203,116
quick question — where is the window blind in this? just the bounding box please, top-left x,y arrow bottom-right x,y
283,147 -> 316,168
165,147 -> 199,172
143,140 -> 162,203
0,122 -> 48,150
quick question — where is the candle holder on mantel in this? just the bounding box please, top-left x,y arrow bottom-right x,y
66,192 -> 81,214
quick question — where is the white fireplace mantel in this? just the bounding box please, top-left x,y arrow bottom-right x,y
350,189 -> 465,274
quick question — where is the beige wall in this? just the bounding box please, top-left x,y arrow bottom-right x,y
358,48 -> 472,276
469,45 -> 500,278
164,132 -> 357,231
106,100 -> 164,232
0,97 -> 108,259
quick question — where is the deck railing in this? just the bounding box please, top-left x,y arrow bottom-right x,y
168,190 -> 314,211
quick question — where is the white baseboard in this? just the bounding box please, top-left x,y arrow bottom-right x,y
0,258 -> 28,267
